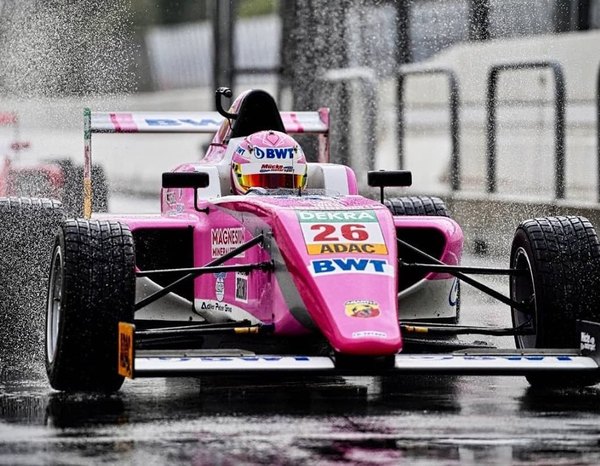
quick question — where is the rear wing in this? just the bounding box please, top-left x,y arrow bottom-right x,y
83,108 -> 330,217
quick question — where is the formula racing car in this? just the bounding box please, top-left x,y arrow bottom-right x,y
7,87 -> 600,393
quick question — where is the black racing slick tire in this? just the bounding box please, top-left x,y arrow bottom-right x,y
384,196 -> 451,218
510,216 -> 600,388
0,197 -> 64,369
45,220 -> 135,392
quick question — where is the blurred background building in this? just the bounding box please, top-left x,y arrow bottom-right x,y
2,1 -> 598,97
1,0 -> 600,224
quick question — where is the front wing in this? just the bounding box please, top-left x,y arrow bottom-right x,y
118,321 -> 600,379
128,351 -> 596,378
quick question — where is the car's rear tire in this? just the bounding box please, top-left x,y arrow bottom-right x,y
510,216 -> 600,388
384,196 -> 451,217
45,219 -> 135,392
0,197 -> 64,369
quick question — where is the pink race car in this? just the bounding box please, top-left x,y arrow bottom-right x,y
36,88 -> 600,392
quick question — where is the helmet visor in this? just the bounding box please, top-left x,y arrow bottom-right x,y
237,172 -> 306,190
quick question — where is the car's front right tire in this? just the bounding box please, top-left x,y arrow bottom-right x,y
510,216 -> 600,388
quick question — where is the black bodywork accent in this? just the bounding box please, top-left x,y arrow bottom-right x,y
397,227 -> 446,292
133,227 -> 194,301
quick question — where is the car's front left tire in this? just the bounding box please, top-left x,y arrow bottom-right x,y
46,219 -> 135,392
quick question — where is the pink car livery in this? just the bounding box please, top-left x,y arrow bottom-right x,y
38,88 -> 600,393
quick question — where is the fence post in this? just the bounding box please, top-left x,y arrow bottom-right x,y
486,61 -> 566,199
397,66 -> 461,191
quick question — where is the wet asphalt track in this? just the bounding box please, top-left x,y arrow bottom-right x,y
2,198 -> 600,465
3,371 -> 600,465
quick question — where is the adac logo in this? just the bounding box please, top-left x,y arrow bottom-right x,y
345,300 -> 380,318
254,147 -> 294,160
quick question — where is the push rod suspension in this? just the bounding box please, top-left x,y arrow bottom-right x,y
401,321 -> 534,336
137,325 -> 263,338
400,262 -> 526,276
397,238 -> 530,313
137,320 -> 254,333
135,234 -> 265,311
137,262 -> 272,277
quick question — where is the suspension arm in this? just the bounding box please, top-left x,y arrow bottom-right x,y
137,262 -> 272,277
397,238 -> 531,313
135,234 -> 265,312
400,262 -> 526,276
401,321 -> 534,336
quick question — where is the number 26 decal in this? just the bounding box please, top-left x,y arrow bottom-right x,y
311,224 -> 369,242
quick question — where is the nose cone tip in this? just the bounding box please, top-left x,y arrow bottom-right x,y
332,334 -> 402,356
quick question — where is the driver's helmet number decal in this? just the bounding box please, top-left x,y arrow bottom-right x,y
297,210 -> 387,255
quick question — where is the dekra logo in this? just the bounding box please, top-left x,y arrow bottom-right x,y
254,147 -> 294,159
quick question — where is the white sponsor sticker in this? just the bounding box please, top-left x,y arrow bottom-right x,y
581,331 -> 597,352
211,227 -> 245,258
297,210 -> 387,255
235,272 -> 248,303
215,272 -> 225,302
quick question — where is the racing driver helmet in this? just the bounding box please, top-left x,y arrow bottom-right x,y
231,130 -> 308,194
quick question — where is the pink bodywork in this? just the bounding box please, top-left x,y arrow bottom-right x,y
107,93 -> 464,358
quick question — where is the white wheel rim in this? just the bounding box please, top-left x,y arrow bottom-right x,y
46,245 -> 63,364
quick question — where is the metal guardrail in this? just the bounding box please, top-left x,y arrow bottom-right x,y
397,67 -> 461,191
320,67 -> 378,171
486,61 -> 566,199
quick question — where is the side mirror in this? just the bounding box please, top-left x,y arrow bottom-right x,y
367,170 -> 412,204
367,170 -> 412,188
162,172 -> 209,189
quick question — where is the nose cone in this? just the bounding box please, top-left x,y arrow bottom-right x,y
305,271 -> 402,356
276,206 -> 403,356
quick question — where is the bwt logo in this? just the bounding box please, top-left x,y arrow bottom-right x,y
254,147 -> 294,159
310,258 -> 392,276
145,118 -> 221,127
